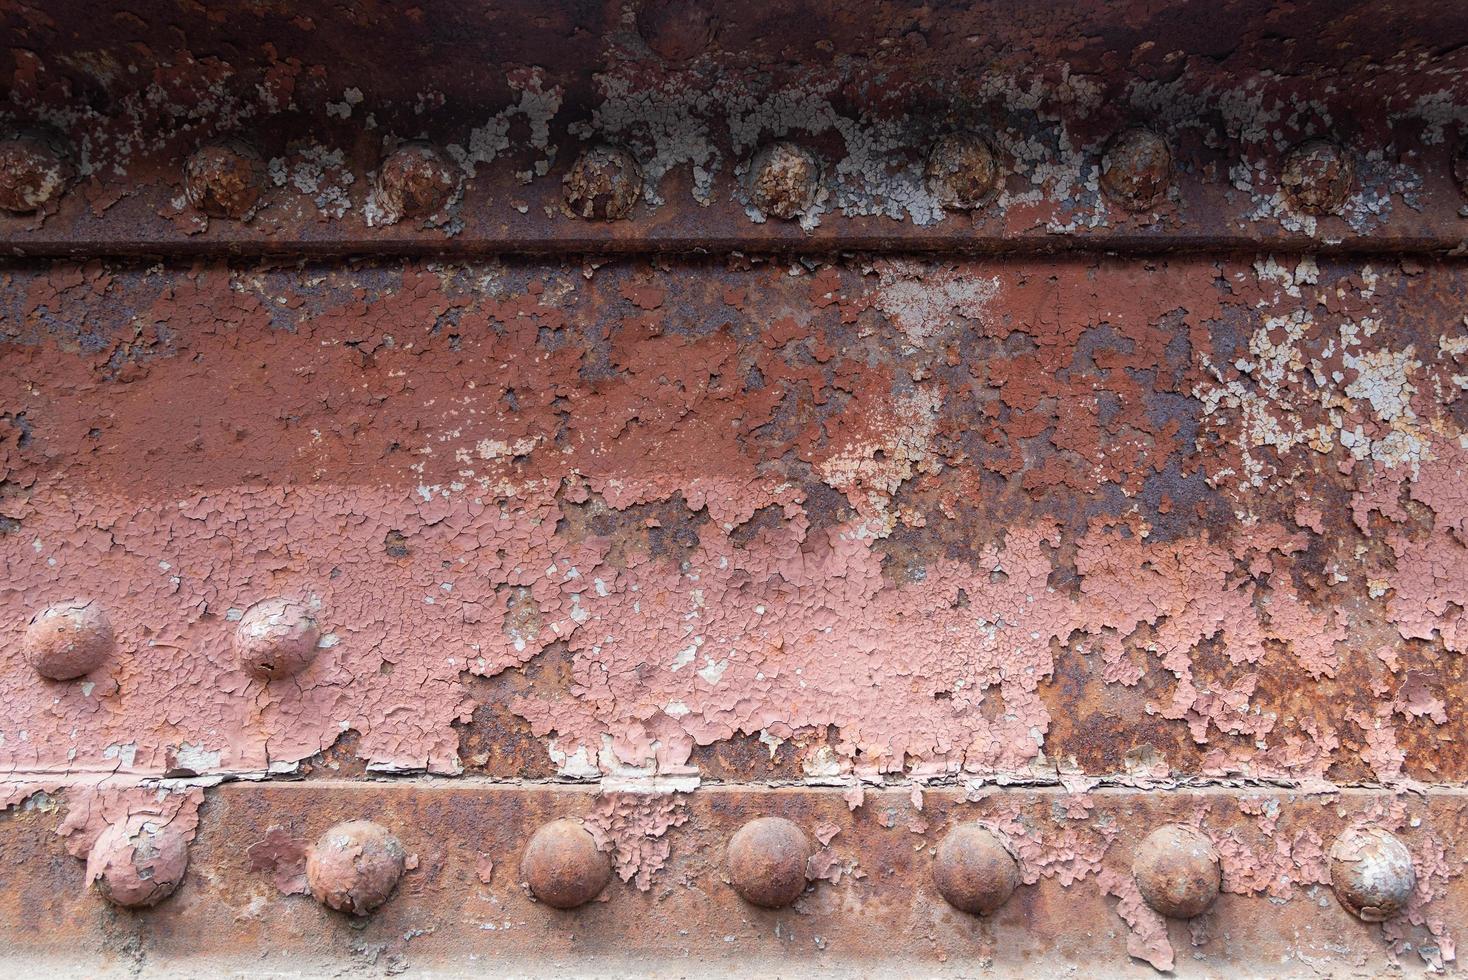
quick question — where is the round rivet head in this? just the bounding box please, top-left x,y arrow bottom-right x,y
1281,138 -> 1354,215
636,0 -> 717,62
933,823 -> 1020,915
726,816 -> 812,909
0,132 -> 73,214
235,598 -> 319,680
563,145 -> 643,221
306,820 -> 406,915
523,818 -> 611,909
87,816 -> 189,908
925,133 -> 999,210
25,600 -> 113,680
747,141 -> 821,221
1100,127 -> 1172,211
375,142 -> 457,220
1330,827 -> 1416,922
1132,824 -> 1220,919
184,141 -> 264,219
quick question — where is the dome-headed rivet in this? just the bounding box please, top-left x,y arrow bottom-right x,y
522,818 -> 611,909
636,0 -> 717,63
726,816 -> 812,909
374,141 -> 457,220
235,597 -> 319,680
1132,824 -> 1220,919
1100,127 -> 1172,211
925,133 -> 999,211
87,816 -> 189,908
563,145 -> 644,221
306,820 -> 406,915
1329,827 -> 1416,922
747,141 -> 821,221
933,823 -> 1020,915
1281,138 -> 1354,215
0,132 -> 73,214
25,600 -> 113,680
184,140 -> 264,219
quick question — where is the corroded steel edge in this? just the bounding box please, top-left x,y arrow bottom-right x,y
1,141 -> 1467,257
3,0 -> 1468,255
2,122 -> 1466,258
0,781 -> 1459,977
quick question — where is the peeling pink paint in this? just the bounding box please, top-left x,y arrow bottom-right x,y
53,786 -> 202,858
582,792 -> 688,891
1100,866 -> 1174,972
0,258 -> 1463,791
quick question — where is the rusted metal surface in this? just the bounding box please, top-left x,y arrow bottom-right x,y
306,820 -> 409,916
0,0 -> 1467,254
0,783 -> 1459,976
931,822 -> 1021,916
1331,826 -> 1420,924
1131,824 -> 1221,920
725,816 -> 814,909
3,0 -> 1468,975
522,818 -> 613,910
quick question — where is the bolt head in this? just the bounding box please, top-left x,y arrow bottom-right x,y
925,133 -> 999,210
1132,824 -> 1220,919
235,597 -> 319,680
726,816 -> 812,909
932,823 -> 1019,915
563,145 -> 644,221
636,0 -> 717,62
747,141 -> 821,221
0,133 -> 72,214
184,141 -> 264,219
522,818 -> 611,909
375,142 -> 457,221
306,820 -> 406,915
25,600 -> 113,680
1281,138 -> 1354,215
1330,827 -> 1416,922
1100,127 -> 1172,211
87,816 -> 189,908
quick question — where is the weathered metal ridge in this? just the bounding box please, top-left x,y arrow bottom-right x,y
1,0 -> 1468,255
0,782 -> 1460,977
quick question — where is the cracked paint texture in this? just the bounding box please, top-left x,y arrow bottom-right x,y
0,2 -> 1465,975
0,254 -> 1464,794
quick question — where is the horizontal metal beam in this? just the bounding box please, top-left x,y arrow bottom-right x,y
0,127 -> 1465,259
2,1 -> 1467,257
0,782 -> 1460,977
